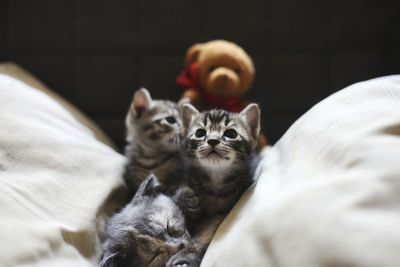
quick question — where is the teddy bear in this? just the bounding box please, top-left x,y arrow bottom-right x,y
176,39 -> 254,112
176,39 -> 267,149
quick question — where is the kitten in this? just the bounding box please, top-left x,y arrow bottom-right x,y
167,103 -> 260,267
124,88 -> 186,196
100,174 -> 190,267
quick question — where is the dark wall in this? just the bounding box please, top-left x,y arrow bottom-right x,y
1,0 -> 399,150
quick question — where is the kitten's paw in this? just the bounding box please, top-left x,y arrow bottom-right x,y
166,248 -> 201,267
169,260 -> 189,267
179,187 -> 201,215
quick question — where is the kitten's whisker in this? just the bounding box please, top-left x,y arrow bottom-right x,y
99,252 -> 119,267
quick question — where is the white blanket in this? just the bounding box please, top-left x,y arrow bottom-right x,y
0,70 -> 126,267
202,75 -> 400,267
1,63 -> 400,267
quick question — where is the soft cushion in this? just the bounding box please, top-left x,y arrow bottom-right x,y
0,63 -> 115,148
0,65 -> 126,267
202,75 -> 400,267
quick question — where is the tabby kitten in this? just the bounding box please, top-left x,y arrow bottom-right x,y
167,103 -> 260,267
124,88 -> 186,195
100,174 -> 190,267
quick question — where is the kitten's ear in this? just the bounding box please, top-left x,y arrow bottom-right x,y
132,88 -> 152,118
181,103 -> 199,135
178,97 -> 190,107
136,174 -> 163,198
240,103 -> 261,143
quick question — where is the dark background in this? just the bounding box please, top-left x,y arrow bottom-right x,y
1,0 -> 399,150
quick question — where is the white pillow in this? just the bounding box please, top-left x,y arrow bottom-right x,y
0,72 -> 125,267
202,75 -> 400,267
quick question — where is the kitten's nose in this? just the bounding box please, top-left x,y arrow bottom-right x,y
207,139 -> 220,147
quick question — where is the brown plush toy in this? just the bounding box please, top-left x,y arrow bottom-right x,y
177,39 -> 267,149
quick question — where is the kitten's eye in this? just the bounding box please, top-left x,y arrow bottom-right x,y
167,227 -> 182,238
147,250 -> 161,265
167,221 -> 183,238
165,116 -> 176,124
195,129 -> 207,138
223,129 -> 238,139
234,68 -> 241,75
209,66 -> 217,73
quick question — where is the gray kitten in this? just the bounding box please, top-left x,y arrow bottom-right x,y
100,174 -> 190,267
124,88 -> 186,195
167,103 -> 261,267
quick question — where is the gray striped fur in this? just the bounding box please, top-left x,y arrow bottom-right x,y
100,175 -> 190,267
167,103 -> 260,267
123,88 -> 186,196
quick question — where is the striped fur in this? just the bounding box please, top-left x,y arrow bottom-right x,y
123,88 -> 186,196
168,103 -> 260,267
100,175 -> 190,267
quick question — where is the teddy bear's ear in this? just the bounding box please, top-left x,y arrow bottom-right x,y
185,44 -> 203,66
132,88 -> 153,118
181,103 -> 199,135
240,103 -> 261,145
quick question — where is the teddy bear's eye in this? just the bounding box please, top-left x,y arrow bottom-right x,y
234,68 -> 241,75
209,66 -> 217,73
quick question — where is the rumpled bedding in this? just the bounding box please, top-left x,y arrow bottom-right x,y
0,64 -> 126,267
0,62 -> 399,267
202,75 -> 400,267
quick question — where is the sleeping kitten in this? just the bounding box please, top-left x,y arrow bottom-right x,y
124,88 -> 186,195
100,174 -> 190,267
167,103 -> 261,267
